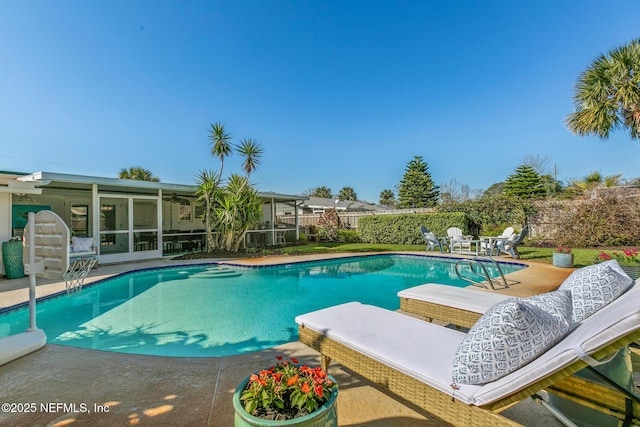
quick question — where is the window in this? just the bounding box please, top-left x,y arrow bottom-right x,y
179,200 -> 191,221
71,204 -> 89,236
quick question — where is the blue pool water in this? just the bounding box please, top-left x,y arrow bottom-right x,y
0,254 -> 524,357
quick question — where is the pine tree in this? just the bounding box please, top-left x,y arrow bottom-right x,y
397,156 -> 440,208
503,165 -> 546,199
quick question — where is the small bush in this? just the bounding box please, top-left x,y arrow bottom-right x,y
337,229 -> 360,243
318,210 -> 341,241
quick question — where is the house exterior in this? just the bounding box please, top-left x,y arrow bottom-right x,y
298,197 -> 382,214
0,170 -> 306,272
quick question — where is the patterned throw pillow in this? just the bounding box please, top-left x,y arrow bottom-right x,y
72,236 -> 94,253
451,290 -> 573,386
586,260 -> 633,288
559,263 -> 632,323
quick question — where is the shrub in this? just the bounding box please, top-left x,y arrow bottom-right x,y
438,194 -> 532,236
337,229 -> 360,243
554,193 -> 640,246
359,213 -> 466,244
318,209 -> 341,241
284,230 -> 298,243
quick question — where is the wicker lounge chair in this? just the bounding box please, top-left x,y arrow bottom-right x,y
399,283 -> 508,329
296,278 -> 640,426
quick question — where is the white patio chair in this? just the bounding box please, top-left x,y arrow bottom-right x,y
420,226 -> 445,253
447,227 -> 472,254
480,226 -> 514,256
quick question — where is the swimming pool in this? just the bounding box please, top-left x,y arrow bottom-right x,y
0,254 -> 525,357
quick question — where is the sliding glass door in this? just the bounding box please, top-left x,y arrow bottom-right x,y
99,195 -> 160,263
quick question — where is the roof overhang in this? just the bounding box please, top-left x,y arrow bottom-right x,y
9,171 -> 306,202
17,171 -> 195,193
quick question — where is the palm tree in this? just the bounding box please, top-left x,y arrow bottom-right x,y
213,174 -> 262,251
309,186 -> 332,198
208,122 -> 233,178
567,171 -> 622,196
566,38 -> 640,140
338,187 -> 357,201
236,138 -> 264,177
118,166 -> 159,182
379,189 -> 395,206
195,170 -> 222,251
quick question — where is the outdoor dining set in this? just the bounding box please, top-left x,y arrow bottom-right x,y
420,225 -> 529,259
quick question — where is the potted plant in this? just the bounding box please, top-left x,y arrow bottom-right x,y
552,246 -> 574,268
596,248 -> 640,279
2,236 -> 25,279
233,356 -> 338,426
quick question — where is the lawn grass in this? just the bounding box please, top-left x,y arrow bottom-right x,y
516,247 -> 602,267
282,243 -> 424,255
282,243 -> 604,267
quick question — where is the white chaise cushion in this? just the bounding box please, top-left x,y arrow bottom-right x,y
295,302 -> 476,404
451,290 -> 573,385
559,263 -> 632,323
398,284 -> 510,314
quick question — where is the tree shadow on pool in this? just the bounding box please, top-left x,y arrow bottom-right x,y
51,323 -> 298,357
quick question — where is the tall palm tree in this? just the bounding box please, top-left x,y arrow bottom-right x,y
208,122 -> 233,178
236,138 -> 264,177
566,38 -> 640,140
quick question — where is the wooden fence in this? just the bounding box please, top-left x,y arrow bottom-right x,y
277,208 -> 435,230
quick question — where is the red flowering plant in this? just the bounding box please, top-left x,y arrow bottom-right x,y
239,356 -> 337,421
597,247 -> 640,265
556,246 -> 572,254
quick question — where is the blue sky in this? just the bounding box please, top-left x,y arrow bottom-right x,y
1,1 -> 639,203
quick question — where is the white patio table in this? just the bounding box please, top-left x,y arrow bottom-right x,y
478,236 -> 510,257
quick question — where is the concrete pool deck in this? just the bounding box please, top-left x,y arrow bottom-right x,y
0,253 -> 581,426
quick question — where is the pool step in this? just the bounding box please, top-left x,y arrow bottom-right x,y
193,266 -> 242,279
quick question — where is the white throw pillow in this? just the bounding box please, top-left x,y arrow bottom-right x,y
72,236 -> 94,253
451,290 -> 572,385
559,263 -> 632,323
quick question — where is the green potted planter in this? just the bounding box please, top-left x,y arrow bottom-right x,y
2,238 -> 25,279
233,357 -> 338,427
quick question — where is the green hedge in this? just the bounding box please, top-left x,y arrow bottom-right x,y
358,213 -> 467,244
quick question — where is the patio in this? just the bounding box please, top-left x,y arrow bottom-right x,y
0,254 -> 620,426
